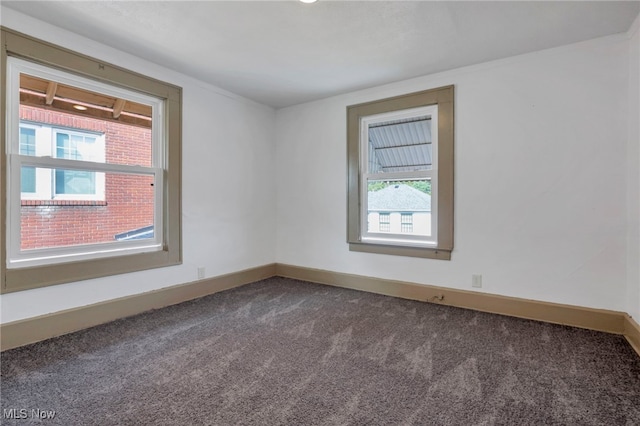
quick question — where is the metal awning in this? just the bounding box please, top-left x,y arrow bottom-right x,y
368,117 -> 431,173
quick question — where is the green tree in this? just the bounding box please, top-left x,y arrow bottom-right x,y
368,180 -> 431,195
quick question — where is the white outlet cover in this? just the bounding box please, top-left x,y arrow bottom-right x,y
472,274 -> 482,288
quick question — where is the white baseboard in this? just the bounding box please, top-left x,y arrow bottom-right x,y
3,262 -> 638,360
0,263 -> 276,351
275,264 -> 628,335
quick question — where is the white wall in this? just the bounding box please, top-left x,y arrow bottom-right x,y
276,34 -> 631,312
627,15 -> 640,322
0,8 -> 277,323
2,7 -> 638,325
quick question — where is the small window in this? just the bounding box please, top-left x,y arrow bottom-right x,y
379,213 -> 391,232
347,86 -> 454,259
2,29 -> 182,293
401,213 -> 413,233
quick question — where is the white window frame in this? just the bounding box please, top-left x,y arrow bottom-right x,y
19,122 -> 107,201
6,57 -> 164,269
359,105 -> 438,247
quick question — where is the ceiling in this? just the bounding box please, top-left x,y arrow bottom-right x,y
3,1 -> 639,108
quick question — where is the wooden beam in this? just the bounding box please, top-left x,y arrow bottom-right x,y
20,92 -> 151,129
113,98 -> 126,119
21,74 -> 152,117
45,81 -> 57,105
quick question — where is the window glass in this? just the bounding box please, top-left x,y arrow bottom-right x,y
19,127 -> 36,193
21,170 -> 154,250
55,169 -> 96,195
7,57 -> 163,269
19,74 -> 152,167
360,105 -> 437,246
54,131 -> 102,195
367,179 -> 432,238
368,116 -> 432,173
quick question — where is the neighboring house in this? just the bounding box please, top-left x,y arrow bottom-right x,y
367,184 -> 431,236
19,105 -> 154,250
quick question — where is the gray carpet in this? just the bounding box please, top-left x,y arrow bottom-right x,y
1,277 -> 640,425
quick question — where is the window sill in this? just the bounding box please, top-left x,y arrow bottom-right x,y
349,241 -> 451,260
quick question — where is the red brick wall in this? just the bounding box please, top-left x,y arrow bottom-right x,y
20,105 -> 154,250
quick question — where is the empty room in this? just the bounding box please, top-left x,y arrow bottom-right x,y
1,1 -> 640,424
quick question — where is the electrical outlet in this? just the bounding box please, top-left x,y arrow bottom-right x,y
472,274 -> 482,288
197,267 -> 205,279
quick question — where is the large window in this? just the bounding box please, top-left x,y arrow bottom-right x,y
1,28 -> 182,293
347,86 -> 454,259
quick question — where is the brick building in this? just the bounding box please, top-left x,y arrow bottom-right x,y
19,105 -> 154,250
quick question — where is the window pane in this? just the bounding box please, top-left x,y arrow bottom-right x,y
19,127 -> 35,155
367,179 -> 432,236
21,170 -> 155,250
56,132 -> 101,162
21,166 -> 36,193
368,116 -> 432,173
55,169 -> 96,195
20,73 -> 152,167
56,133 -> 69,158
19,128 -> 37,193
